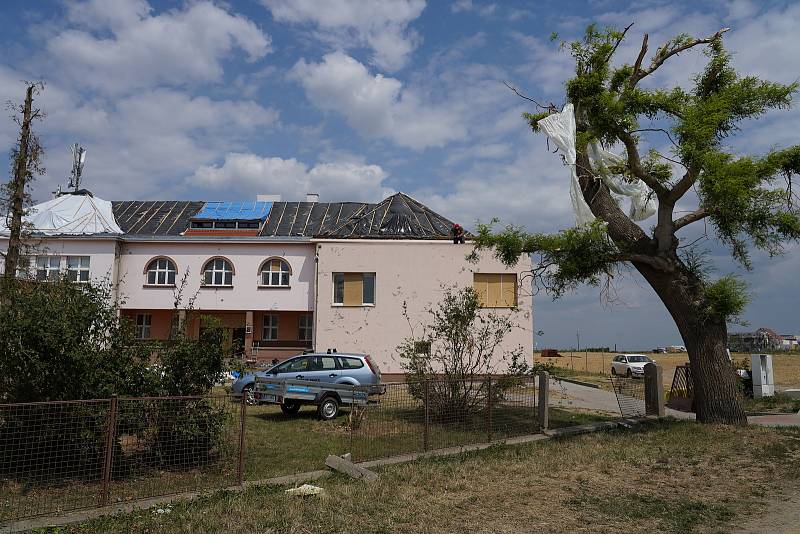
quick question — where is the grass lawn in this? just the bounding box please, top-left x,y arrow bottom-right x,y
63,420 -> 800,533
537,351 -> 800,389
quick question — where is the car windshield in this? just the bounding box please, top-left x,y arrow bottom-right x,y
627,355 -> 651,363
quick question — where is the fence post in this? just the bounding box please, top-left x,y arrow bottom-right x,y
101,395 -> 118,507
538,372 -> 549,431
487,377 -> 493,442
644,363 -> 665,417
423,380 -> 430,452
237,392 -> 246,485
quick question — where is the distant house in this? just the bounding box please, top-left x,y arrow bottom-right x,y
0,190 -> 533,376
728,328 -> 784,352
781,335 -> 799,350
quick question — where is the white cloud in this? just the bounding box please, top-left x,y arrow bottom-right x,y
289,51 -> 466,149
263,0 -> 425,71
190,153 -> 393,203
47,0 -> 272,94
451,0 -> 498,17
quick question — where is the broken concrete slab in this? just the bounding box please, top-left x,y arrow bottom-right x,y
325,454 -> 379,482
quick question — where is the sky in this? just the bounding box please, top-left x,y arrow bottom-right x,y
0,0 -> 798,350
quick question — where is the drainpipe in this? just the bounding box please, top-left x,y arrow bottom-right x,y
313,244 -> 320,352
112,239 -> 122,315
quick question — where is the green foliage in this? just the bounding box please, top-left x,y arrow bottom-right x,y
700,275 -> 749,324
154,316 -> 225,396
473,219 -> 619,297
397,285 -> 522,414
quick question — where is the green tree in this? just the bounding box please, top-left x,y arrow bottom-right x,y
476,25 -> 800,424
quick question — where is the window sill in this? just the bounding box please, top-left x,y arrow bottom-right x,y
143,284 -> 176,288
332,303 -> 375,308
257,285 -> 291,289
200,285 -> 234,289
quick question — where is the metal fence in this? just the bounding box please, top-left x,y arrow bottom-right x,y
1,376 -> 545,524
350,376 -> 538,461
0,395 -> 242,523
610,376 -> 647,417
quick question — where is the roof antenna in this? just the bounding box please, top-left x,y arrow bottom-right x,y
68,142 -> 87,193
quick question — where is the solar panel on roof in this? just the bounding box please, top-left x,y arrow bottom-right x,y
193,201 -> 272,221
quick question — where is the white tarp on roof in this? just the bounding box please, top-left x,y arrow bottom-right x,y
0,194 -> 123,236
537,103 -> 657,226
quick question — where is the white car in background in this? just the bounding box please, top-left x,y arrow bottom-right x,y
611,354 -> 654,378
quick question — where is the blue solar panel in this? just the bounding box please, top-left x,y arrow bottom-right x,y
193,201 -> 273,220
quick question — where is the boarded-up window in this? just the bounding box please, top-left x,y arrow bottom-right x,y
473,273 -> 517,308
333,273 -> 376,306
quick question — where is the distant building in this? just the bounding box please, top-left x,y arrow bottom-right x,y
781,335 -> 799,350
728,328 -> 784,352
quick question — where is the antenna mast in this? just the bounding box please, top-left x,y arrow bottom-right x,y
68,142 -> 86,192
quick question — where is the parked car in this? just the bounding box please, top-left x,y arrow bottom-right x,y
652,347 -> 667,354
611,354 -> 654,378
231,352 -> 382,406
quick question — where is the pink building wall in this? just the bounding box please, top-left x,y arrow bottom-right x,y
117,240 -> 315,312
314,240 -> 533,375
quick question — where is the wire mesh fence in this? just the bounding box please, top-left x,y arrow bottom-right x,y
0,395 -> 243,523
610,376 -> 647,417
350,376 -> 538,462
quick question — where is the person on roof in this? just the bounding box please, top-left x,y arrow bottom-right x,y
451,223 -> 465,244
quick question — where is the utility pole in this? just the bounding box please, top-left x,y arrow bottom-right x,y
3,82 -> 43,281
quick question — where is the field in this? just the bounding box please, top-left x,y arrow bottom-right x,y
536,351 -> 800,388
66,420 -> 800,533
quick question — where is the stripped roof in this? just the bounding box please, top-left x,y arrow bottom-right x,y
112,201 -> 204,235
111,193 -> 457,238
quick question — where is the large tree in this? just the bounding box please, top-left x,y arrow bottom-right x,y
475,25 -> 800,424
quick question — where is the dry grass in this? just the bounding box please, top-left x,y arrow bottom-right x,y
65,420 -> 800,533
536,351 -> 800,388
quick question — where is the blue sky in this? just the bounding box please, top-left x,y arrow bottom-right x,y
1,0 -> 798,349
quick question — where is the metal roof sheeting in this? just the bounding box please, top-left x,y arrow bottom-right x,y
193,201 -> 272,221
112,201 -> 204,235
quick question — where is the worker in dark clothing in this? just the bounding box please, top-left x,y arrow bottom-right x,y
451,223 -> 465,244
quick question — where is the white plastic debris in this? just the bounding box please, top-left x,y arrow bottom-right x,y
0,193 -> 123,236
286,484 -> 324,496
537,103 -> 657,226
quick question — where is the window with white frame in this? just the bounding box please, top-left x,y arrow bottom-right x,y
36,256 -> 62,281
298,315 -> 313,341
333,272 -> 376,306
202,258 -> 233,286
146,258 -> 177,286
66,256 -> 90,283
135,313 -> 152,340
259,258 -> 290,287
263,314 -> 279,340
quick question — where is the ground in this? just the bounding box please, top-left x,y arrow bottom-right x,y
62,420 -> 800,533
536,351 -> 800,391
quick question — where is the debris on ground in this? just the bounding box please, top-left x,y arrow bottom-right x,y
286,484 -> 325,497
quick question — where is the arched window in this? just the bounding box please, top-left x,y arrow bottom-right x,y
203,257 -> 233,286
146,257 -> 177,285
260,258 -> 290,287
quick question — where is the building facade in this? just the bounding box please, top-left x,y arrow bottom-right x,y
1,192 -> 533,375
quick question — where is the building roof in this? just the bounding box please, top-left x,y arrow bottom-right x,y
110,193 -> 457,239
112,201 -> 204,235
0,193 -> 123,236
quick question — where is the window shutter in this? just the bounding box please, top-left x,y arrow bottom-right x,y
487,275 -> 502,307
473,273 -> 489,306
501,274 -> 517,307
343,273 -> 363,306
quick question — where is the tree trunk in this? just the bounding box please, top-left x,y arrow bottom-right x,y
633,262 -> 748,425
575,150 -> 747,424
4,84 -> 35,281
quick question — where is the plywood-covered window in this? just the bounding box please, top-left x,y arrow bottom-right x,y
333,272 -> 376,306
473,273 -> 517,308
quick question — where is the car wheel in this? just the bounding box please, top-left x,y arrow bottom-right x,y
611,367 -> 617,376
317,397 -> 339,421
243,386 -> 257,406
280,401 -> 301,415
626,369 -> 633,378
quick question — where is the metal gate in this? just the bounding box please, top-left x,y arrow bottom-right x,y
610,376 -> 646,418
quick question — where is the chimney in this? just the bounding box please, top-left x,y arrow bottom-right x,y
257,194 -> 282,202
306,193 -> 319,203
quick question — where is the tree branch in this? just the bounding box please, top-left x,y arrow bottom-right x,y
673,207 -> 709,230
615,253 -> 675,272
668,166 -> 700,202
502,81 -> 555,111
617,130 -> 669,196
628,28 -> 730,88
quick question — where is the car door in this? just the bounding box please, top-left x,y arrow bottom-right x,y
305,355 -> 340,384
273,356 -> 311,380
613,355 -> 626,374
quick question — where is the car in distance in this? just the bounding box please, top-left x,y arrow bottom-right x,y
232,352 -> 382,406
611,354 -> 654,378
